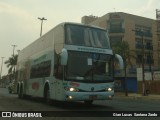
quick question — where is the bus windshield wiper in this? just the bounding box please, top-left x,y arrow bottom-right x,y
84,67 -> 94,81
68,71 -> 84,80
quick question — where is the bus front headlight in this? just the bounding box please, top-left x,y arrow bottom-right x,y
65,87 -> 79,92
106,87 -> 113,92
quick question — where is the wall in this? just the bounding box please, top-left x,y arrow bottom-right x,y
115,77 -> 137,92
137,81 -> 160,94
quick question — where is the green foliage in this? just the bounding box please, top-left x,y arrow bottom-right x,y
4,54 -> 18,74
113,41 -> 136,96
112,41 -> 136,67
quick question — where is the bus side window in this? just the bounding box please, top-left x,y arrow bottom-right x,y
54,65 -> 63,79
56,66 -> 63,79
54,51 -> 63,79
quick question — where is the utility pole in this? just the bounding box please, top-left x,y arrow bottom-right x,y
0,57 -> 5,79
132,29 -> 146,96
38,17 -> 47,37
141,30 -> 146,96
11,45 -> 17,81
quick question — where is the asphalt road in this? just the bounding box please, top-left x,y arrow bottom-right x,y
0,87 -> 160,120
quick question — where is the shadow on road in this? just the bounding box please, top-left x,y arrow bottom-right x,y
21,96 -> 114,110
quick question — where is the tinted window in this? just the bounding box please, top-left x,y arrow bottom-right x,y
66,51 -> 113,82
66,24 -> 110,49
30,60 -> 51,78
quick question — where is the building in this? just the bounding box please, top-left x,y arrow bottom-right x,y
82,12 -> 159,76
156,9 -> 160,70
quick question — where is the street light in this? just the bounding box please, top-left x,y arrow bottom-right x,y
17,50 -> 21,54
12,45 -> 17,57
0,57 -> 5,79
38,17 -> 47,37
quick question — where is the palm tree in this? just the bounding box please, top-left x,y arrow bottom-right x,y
113,41 -> 136,96
5,54 -> 18,81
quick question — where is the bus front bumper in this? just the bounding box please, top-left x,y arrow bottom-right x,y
65,91 -> 114,101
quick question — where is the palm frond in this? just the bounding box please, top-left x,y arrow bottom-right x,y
4,54 -> 18,74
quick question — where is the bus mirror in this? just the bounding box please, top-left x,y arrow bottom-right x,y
115,54 -> 124,69
60,48 -> 68,65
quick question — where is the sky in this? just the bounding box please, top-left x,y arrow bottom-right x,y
0,0 -> 160,76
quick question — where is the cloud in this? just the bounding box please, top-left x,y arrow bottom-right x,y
0,1 -> 39,45
118,0 -> 157,19
1,2 -> 38,32
0,2 -> 29,20
147,0 -> 155,8
0,2 -> 39,75
134,0 -> 156,18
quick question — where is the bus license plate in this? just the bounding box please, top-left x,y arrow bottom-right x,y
89,95 -> 97,99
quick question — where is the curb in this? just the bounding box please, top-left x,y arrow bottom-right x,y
114,92 -> 160,101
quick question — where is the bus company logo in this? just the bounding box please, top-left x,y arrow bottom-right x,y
77,47 -> 106,53
69,82 -> 80,87
2,112 -> 11,117
32,82 -> 39,90
91,87 -> 94,91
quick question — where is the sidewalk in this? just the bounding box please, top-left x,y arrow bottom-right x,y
115,92 -> 160,101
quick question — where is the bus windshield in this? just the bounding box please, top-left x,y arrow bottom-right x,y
65,51 -> 113,82
65,24 -> 110,49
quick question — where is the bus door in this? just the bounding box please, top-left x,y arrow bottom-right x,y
53,65 -> 64,100
53,48 -> 67,100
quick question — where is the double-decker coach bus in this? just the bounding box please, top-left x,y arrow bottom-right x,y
16,22 -> 123,105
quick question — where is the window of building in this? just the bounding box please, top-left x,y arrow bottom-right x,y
135,25 -> 152,37
135,38 -> 143,49
158,35 -> 160,41
145,53 -> 154,64
136,54 -> 143,64
145,42 -> 153,50
108,20 -> 124,33
110,36 -> 123,47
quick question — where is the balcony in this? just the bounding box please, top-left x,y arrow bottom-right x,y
135,44 -> 153,50
145,45 -> 153,50
135,31 -> 152,38
136,44 -> 143,49
145,58 -> 154,64
136,58 -> 154,64
109,28 -> 125,33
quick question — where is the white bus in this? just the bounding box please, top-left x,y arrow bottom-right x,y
16,22 -> 123,105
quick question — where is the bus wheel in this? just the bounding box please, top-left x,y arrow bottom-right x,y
84,100 -> 93,105
18,85 -> 23,99
8,87 -> 12,94
44,87 -> 52,105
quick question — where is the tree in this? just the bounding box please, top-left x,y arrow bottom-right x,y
113,41 -> 136,96
4,54 -> 18,81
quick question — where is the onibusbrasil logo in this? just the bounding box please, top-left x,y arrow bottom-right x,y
1,112 -> 42,118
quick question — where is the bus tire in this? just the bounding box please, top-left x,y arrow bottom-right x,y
84,100 -> 93,105
9,90 -> 12,94
44,86 -> 52,105
8,87 -> 12,94
17,84 -> 19,94
18,85 -> 23,99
